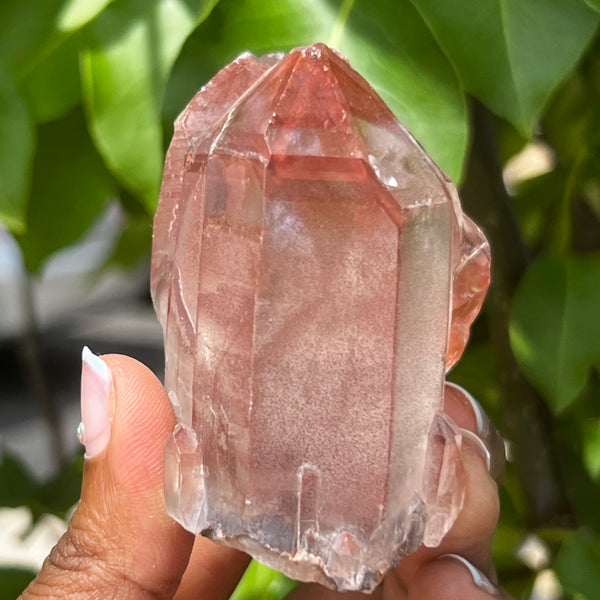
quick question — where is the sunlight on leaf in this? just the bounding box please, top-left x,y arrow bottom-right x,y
508,325 -> 536,367
410,0 -> 599,134
585,0 -> 600,12
17,110 -> 116,272
81,0 -> 219,212
334,0 -> 467,181
231,560 -> 297,600
166,0 -> 467,181
56,0 -> 116,32
0,67 -> 34,233
328,0 -> 356,47
582,419 -> 600,481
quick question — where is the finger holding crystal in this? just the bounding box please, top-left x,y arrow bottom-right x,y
444,382 -> 506,483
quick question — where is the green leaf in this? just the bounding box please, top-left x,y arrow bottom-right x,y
543,70 -> 592,165
409,0 -> 599,134
0,66 -> 35,233
105,215 -> 153,268
510,255 -> 600,413
36,453 -> 83,519
510,171 -> 563,250
555,413 -> 600,530
57,0 -> 117,32
81,0 -> 219,212
165,0 -> 467,182
496,119 -> 528,165
491,523 -> 526,574
0,0 -> 64,69
585,0 -> 600,12
21,35 -> 82,124
555,532 -> 600,599
336,0 -> 467,181
18,110 -> 116,272
0,567 -> 36,598
582,418 -> 600,481
0,449 -> 37,507
231,560 -> 297,600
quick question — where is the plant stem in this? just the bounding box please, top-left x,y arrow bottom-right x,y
16,269 -> 64,471
460,100 -> 573,526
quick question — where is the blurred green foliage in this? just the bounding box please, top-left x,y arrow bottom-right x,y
231,560 -> 297,600
1,0 -> 600,598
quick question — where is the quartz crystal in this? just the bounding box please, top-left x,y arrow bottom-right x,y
151,43 -> 491,592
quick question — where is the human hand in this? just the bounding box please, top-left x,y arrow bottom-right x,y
20,351 -> 511,600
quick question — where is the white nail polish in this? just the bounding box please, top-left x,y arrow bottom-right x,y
440,554 -> 499,595
460,428 -> 492,472
79,346 -> 113,458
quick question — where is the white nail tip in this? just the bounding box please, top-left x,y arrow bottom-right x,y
82,346 -> 111,384
440,554 -> 499,595
460,428 -> 492,472
79,346 -> 113,458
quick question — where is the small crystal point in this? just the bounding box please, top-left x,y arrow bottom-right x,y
151,43 -> 490,592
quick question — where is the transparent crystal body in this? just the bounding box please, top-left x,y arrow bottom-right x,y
151,44 -> 491,592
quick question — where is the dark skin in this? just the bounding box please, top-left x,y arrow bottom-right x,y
21,354 -> 512,600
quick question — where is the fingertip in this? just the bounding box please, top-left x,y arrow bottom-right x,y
408,555 -> 503,600
443,382 -> 480,433
461,428 -> 491,472
444,382 -> 506,482
174,538 -> 251,600
100,353 -> 175,498
445,444 -> 499,553
81,350 -> 188,531
434,389 -> 500,566
439,555 -> 499,595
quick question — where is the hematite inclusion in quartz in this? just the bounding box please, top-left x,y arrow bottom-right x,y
151,43 -> 491,592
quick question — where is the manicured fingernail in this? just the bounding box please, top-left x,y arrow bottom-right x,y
439,554 -> 499,595
78,346 -> 112,459
460,428 -> 491,472
445,381 -> 486,434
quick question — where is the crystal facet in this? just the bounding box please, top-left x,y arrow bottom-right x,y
151,44 -> 490,592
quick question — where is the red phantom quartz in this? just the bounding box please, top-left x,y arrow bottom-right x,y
151,44 -> 490,592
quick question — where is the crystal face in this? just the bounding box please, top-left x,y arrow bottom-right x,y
151,44 -> 491,592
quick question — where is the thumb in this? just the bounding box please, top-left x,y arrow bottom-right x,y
21,349 -> 194,600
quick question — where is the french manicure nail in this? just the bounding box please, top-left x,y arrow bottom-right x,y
440,554 -> 499,595
445,381 -> 486,434
78,346 -> 112,458
460,428 -> 492,472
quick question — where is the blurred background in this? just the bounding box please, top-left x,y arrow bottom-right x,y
1,0 -> 600,598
